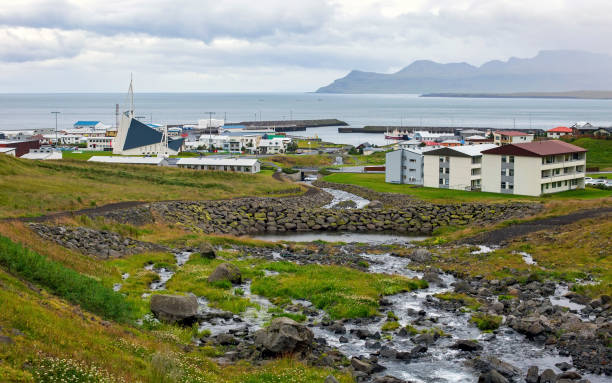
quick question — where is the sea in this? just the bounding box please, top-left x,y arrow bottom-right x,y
1,93 -> 612,146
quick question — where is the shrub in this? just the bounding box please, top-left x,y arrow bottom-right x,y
0,235 -> 134,322
470,313 -> 502,331
381,321 -> 400,331
282,167 -> 299,174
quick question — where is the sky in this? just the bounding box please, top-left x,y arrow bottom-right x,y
0,0 -> 610,92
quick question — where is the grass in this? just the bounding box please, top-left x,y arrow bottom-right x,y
471,313 -> 502,331
0,155 -> 302,218
0,234 -> 135,322
268,154 -> 333,168
562,137 -> 612,170
588,173 -> 612,179
343,151 -> 388,166
434,292 -> 481,311
296,139 -> 343,149
251,261 -> 427,319
322,172 -> 612,203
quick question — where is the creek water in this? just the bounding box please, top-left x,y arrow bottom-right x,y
322,187 -> 370,209
252,232 -> 428,245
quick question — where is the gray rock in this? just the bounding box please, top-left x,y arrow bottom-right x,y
215,333 -> 239,346
423,271 -> 443,285
373,376 -> 409,383
411,248 -> 431,263
555,362 -> 573,371
471,356 -> 520,379
539,369 -> 557,383
254,317 -> 313,355
526,366 -> 539,383
450,339 -> 483,352
150,293 -> 198,324
368,200 -> 383,209
324,375 -> 339,383
477,370 -> 508,383
198,243 -> 216,259
208,263 -> 242,284
557,371 -> 582,380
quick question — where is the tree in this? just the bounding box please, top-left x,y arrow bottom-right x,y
286,141 -> 298,153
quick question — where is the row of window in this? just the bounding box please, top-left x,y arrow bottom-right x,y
501,155 -> 515,163
543,153 -> 584,164
541,179 -> 580,191
501,181 -> 514,190
401,166 -> 418,172
438,167 -> 450,174
438,156 -> 450,163
501,168 -> 514,176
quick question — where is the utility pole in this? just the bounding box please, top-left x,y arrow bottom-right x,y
204,112 -> 215,151
51,111 -> 60,146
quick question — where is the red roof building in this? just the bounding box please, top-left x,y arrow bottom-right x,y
547,126 -> 573,138
493,130 -> 534,146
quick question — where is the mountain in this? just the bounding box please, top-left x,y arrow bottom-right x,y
316,50 -> 612,94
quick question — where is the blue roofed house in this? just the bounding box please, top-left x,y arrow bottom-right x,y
74,121 -> 105,129
113,114 -> 184,156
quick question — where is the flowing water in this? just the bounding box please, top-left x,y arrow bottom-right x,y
252,232 -> 428,245
322,187 -> 370,209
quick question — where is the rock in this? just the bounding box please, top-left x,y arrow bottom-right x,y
555,362 -> 573,371
339,335 -> 349,343
350,357 -> 385,374
411,248 -> 431,263
539,369 -> 557,383
471,356 -> 520,379
373,376 -> 409,383
412,333 -> 435,345
423,271 -> 443,285
477,370 -> 508,383
254,317 -> 313,355
368,200 -> 383,209
525,366 -> 539,383
352,328 -> 373,339
410,345 -> 427,356
329,322 -> 346,334
450,339 -> 483,352
324,375 -> 339,383
214,333 -> 239,346
453,280 -> 472,293
208,263 -> 242,284
150,293 -> 198,324
557,371 -> 582,380
198,243 -> 216,259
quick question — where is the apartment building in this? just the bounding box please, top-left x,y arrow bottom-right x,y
385,148 -> 425,185
493,130 -> 534,146
481,140 -> 586,196
423,144 -> 496,190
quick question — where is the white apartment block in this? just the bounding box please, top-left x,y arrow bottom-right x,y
385,148 -> 425,185
423,144 -> 497,191
481,140 -> 586,196
176,158 -> 261,173
87,136 -> 114,151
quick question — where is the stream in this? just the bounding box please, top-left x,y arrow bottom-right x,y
322,187 -> 370,209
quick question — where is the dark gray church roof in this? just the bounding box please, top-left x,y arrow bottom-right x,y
123,118 -> 184,152
168,138 -> 184,152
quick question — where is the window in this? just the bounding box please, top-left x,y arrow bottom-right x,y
502,156 -> 507,163
439,178 -> 443,185
501,181 -> 506,189
509,156 -> 514,163
509,169 -> 514,176
445,168 -> 449,174
553,168 -> 560,175
557,181 -> 562,187
445,157 -> 450,162
409,168 -> 416,172
409,159 -> 416,163
501,169 -> 506,176
439,167 -> 444,173
439,157 -> 445,163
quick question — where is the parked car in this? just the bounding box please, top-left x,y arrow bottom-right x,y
303,175 -> 318,182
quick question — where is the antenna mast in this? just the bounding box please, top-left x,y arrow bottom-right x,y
128,74 -> 134,118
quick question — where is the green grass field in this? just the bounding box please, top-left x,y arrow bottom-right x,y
563,138 -> 612,170
588,173 -> 612,179
322,173 -> 612,203
0,155 -> 302,218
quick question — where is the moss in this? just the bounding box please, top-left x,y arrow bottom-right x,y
381,321 -> 400,332
471,313 -> 502,331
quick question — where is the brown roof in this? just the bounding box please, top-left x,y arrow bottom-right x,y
494,130 -> 531,137
481,140 -> 587,157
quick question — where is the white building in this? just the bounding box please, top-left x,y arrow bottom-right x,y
258,137 -> 291,154
198,119 -> 225,129
481,140 -> 586,196
113,114 -> 183,156
176,157 -> 260,173
42,134 -> 86,146
423,144 -> 497,190
493,130 -> 534,146
88,156 -> 168,166
385,148 -> 428,185
0,147 -> 16,156
546,127 -> 573,139
87,137 -> 115,151
21,148 -> 63,160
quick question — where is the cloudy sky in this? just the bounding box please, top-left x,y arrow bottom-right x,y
0,0 -> 609,92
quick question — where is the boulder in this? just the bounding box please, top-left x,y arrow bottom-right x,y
410,248 -> 431,263
538,369 -> 557,383
557,371 -> 581,380
208,263 -> 242,284
324,375 -> 339,383
477,370 -> 508,383
450,339 -> 483,352
198,243 -> 216,259
525,366 -> 539,383
368,200 -> 383,209
254,317 -> 314,355
471,356 -> 520,379
150,293 -> 198,324
373,376 -> 409,383
423,271 -> 443,285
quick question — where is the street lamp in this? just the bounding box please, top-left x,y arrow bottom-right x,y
51,111 -> 60,146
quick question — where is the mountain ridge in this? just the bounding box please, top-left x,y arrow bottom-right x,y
316,50 -> 612,93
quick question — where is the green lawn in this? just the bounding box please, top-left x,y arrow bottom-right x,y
588,173 -> 612,179
62,150 -> 115,160
563,138 -> 612,170
322,173 -> 612,203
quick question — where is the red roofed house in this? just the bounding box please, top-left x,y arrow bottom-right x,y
547,126 -> 573,139
493,130 -> 534,146
481,140 -> 586,196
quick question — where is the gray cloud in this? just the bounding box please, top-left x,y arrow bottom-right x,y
0,0 -> 610,91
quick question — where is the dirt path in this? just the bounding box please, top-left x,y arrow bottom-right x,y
462,206 -> 612,245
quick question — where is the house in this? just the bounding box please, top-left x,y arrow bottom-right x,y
88,156 -> 167,166
42,134 -> 85,146
423,144 -> 497,191
458,129 -> 485,138
113,114 -> 184,156
385,148 -> 426,185
176,158 -> 260,173
0,139 -> 41,157
0,147 -> 16,156
547,126 -> 573,139
258,137 -> 290,154
481,140 -> 586,196
464,135 -> 494,145
73,121 -> 105,129
397,139 -> 421,150
493,130 -> 534,146
21,148 -> 63,160
87,136 -> 115,151
440,139 -> 462,147
593,127 -> 611,137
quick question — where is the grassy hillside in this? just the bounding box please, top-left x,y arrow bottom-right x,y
563,137 -> 612,170
0,155 -> 302,218
322,173 -> 612,203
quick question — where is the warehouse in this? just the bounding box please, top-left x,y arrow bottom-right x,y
176,158 -> 260,173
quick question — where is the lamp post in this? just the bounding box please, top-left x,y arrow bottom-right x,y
51,111 -> 60,146
204,112 -> 215,152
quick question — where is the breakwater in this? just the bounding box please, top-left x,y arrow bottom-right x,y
338,126 -> 489,134
226,119 -> 348,132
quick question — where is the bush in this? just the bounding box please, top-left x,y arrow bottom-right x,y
470,313 -> 502,331
281,167 -> 299,174
381,321 -> 400,331
0,235 -> 134,322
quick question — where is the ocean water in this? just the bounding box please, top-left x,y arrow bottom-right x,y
1,93 -> 611,146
